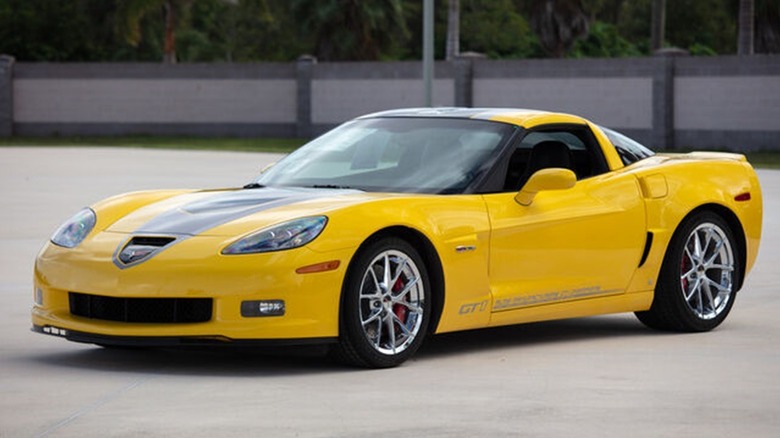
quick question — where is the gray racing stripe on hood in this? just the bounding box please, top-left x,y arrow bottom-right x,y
113,187 -> 358,269
134,187 -> 355,236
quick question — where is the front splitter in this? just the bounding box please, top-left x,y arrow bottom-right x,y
32,324 -> 337,348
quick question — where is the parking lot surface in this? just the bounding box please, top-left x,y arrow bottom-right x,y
1,147 -> 778,437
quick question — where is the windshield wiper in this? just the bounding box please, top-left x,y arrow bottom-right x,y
310,184 -> 357,190
243,182 -> 265,189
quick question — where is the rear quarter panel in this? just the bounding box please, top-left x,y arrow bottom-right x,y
623,154 -> 762,295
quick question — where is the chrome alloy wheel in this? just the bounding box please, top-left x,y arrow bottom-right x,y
358,249 -> 425,355
679,222 -> 735,320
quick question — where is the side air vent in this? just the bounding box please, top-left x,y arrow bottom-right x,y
117,236 -> 176,265
638,232 -> 654,268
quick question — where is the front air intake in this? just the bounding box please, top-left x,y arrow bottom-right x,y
117,236 -> 176,265
69,292 -> 212,323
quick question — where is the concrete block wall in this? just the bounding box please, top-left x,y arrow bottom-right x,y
0,55 -> 12,137
310,61 -> 454,135
1,55 -> 778,151
470,58 -> 656,145
12,63 -> 298,137
673,56 -> 780,150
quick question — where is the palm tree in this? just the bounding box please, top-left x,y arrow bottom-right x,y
651,0 -> 666,51
756,0 -> 780,53
530,0 -> 589,58
290,0 -> 408,61
738,0 -> 754,55
446,0 -> 460,61
117,0 -> 192,63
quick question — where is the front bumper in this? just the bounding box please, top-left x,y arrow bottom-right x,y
32,236 -> 353,343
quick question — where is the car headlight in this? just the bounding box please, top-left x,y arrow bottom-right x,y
222,216 -> 328,255
51,208 -> 96,248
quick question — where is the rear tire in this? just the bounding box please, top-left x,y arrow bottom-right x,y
331,237 -> 431,368
636,211 -> 739,332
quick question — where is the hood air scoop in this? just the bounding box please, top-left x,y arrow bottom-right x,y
116,236 -> 176,267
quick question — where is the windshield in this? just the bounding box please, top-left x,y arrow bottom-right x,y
254,117 -> 516,194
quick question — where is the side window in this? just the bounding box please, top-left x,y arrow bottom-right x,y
600,126 -> 655,166
502,125 -> 609,192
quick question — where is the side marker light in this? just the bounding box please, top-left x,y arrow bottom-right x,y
735,192 -> 751,202
295,260 -> 340,274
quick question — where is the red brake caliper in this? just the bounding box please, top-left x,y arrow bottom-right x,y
392,277 -> 408,324
681,251 -> 690,291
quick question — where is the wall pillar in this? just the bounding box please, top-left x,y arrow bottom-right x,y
652,49 -> 687,149
296,55 -> 316,138
454,57 -> 473,107
454,52 -> 485,108
652,55 -> 673,149
0,55 -> 14,137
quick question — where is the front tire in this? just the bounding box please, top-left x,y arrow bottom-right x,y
636,211 -> 739,332
332,237 -> 431,368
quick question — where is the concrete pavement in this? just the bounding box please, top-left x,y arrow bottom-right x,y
1,147 -> 778,437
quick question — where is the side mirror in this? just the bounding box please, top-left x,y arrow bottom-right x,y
515,168 -> 576,206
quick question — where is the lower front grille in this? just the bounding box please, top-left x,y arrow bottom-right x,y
69,292 -> 212,323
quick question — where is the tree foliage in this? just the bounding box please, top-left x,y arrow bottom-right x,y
571,21 -> 642,57
460,0 -> 538,58
530,0 -> 590,57
1,0 -> 778,62
290,0 -> 408,61
756,0 -> 780,53
116,0 -> 193,63
0,0 -> 122,61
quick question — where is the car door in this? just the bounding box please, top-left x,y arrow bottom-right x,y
483,125 -> 647,318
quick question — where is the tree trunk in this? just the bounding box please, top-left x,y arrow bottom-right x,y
163,0 -> 176,63
446,0 -> 460,61
651,0 -> 666,52
756,0 -> 780,54
738,0 -> 754,55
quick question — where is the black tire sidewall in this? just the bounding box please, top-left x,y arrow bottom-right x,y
340,237 -> 431,368
659,211 -> 739,331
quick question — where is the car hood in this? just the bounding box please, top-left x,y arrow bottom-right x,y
105,186 -> 371,237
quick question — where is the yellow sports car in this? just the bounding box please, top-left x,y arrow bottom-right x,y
33,108 -> 763,368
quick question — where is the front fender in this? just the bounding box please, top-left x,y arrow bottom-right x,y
310,195 -> 493,333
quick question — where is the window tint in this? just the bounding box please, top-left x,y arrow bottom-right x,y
600,126 -> 655,165
502,125 -> 609,192
519,131 -> 586,150
255,118 -> 515,194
